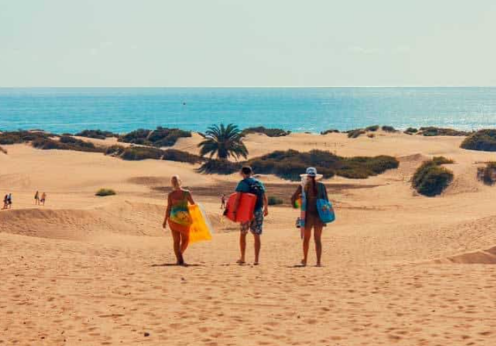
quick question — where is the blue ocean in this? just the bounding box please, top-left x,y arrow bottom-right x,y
1,87 -> 496,134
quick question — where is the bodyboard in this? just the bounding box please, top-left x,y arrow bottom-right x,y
225,192 -> 257,223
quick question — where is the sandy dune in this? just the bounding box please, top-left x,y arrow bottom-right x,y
1,132 -> 496,346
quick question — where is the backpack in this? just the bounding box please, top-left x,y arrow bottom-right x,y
244,178 -> 265,210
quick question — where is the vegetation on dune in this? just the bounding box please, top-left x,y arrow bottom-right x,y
197,158 -> 241,175
105,145 -> 202,164
432,156 -> 455,165
381,125 -> 397,133
95,188 -> 116,197
461,129 -> 496,152
120,146 -> 164,161
242,127 -> 291,137
198,124 -> 248,160
118,127 -> 192,147
268,196 -> 284,206
346,125 -> 397,139
419,127 -> 470,137
404,127 -> 418,135
412,157 -> 454,197
0,131 -> 56,145
118,128 -> 151,145
0,130 -> 108,153
477,162 -> 496,186
75,129 -> 119,139
104,145 -> 126,157
320,129 -> 340,135
32,136 -> 105,153
251,150 -> 400,180
347,129 -> 366,139
200,149 -> 399,181
161,149 -> 203,164
365,125 -> 380,132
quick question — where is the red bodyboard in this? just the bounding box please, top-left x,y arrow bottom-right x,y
225,192 -> 257,223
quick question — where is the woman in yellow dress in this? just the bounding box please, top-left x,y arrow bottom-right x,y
162,175 -> 196,265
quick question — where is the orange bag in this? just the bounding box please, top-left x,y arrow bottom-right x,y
225,192 -> 257,223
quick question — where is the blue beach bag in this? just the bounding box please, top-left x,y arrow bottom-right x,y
316,183 -> 335,224
317,198 -> 335,224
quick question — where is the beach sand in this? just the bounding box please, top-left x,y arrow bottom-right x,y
1,131 -> 496,345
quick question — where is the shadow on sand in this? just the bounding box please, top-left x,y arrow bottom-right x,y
151,263 -> 203,268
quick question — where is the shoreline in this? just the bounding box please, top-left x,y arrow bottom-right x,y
0,124 -> 484,137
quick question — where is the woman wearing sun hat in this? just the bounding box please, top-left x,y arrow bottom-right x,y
291,167 -> 329,267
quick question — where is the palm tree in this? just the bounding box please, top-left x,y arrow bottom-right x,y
198,124 -> 248,160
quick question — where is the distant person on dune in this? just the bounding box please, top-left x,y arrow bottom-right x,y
34,191 -> 40,205
2,194 -> 8,210
41,192 -> 47,206
291,167 -> 330,267
7,193 -> 12,209
232,166 -> 268,266
163,175 -> 195,266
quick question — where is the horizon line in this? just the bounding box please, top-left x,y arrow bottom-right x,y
1,85 -> 496,89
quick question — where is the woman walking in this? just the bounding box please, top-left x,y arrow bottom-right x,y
291,167 -> 330,267
162,175 -> 195,265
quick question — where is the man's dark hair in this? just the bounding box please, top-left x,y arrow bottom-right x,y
241,166 -> 253,176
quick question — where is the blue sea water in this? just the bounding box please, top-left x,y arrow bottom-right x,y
1,87 -> 496,134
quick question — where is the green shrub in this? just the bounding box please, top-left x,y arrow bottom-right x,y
338,155 -> 400,179
118,128 -> 151,145
320,129 -> 340,135
347,129 -> 366,139
162,149 -> 203,164
268,196 -> 284,206
0,131 -> 56,145
76,129 -> 118,139
148,127 -> 192,147
432,156 -> 454,165
32,136 -> 104,153
200,149 -> 399,181
242,127 -> 291,137
198,159 -> 242,174
404,127 -> 418,135
419,127 -> 470,137
105,145 -> 126,156
95,188 -> 116,197
412,159 -> 454,197
120,146 -> 164,161
477,162 -> 496,186
366,125 -> 380,132
108,145 -> 202,164
118,127 -> 191,147
461,130 -> 496,152
381,125 -> 397,133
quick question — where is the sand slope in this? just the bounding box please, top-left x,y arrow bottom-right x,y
1,133 -> 496,346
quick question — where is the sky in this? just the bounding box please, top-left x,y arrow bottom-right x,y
1,0 -> 496,87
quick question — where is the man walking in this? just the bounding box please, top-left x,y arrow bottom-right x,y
233,166 -> 268,265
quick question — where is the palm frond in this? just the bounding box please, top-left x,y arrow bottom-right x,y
197,123 -> 248,160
